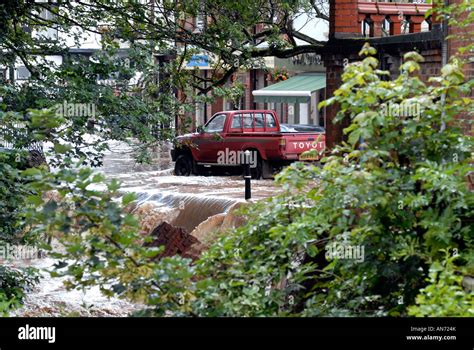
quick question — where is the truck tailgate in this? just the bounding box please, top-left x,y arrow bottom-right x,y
282,133 -> 325,160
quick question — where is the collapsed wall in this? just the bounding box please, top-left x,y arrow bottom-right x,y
131,198 -> 247,261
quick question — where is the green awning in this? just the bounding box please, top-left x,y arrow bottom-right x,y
252,73 -> 326,103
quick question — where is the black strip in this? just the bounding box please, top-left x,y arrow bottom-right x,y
0,317 -> 472,347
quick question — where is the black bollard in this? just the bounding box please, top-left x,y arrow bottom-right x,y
244,150 -> 251,200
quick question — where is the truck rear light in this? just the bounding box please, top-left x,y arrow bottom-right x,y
279,139 -> 286,153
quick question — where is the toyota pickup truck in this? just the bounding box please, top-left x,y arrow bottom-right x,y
171,110 -> 325,179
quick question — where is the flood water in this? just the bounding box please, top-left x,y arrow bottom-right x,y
10,140 -> 279,316
10,257 -> 140,317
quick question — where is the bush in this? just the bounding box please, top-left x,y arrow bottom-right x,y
408,255 -> 474,317
149,45 -> 472,317
0,151 -> 30,242
0,266 -> 39,315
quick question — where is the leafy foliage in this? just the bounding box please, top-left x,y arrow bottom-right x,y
34,45 -> 472,317
408,254 -> 474,317
0,1 -> 472,318
0,151 -> 29,241
0,266 -> 40,316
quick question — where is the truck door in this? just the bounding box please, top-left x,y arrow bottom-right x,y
225,113 -> 246,161
193,113 -> 227,162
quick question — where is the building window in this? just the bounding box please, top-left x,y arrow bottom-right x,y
362,16 -> 374,38
37,7 -> 58,41
401,15 -> 412,34
195,14 -> 205,32
16,66 -> 31,80
382,16 -> 393,37
194,1 -> 205,33
421,16 -> 432,32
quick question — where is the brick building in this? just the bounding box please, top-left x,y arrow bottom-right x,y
323,0 -> 473,148
175,0 -> 472,143
177,17 -> 327,132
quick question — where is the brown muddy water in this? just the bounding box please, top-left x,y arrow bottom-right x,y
10,140 -> 280,316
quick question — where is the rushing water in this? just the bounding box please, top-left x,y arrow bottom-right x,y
10,258 -> 139,317
11,140 -> 279,316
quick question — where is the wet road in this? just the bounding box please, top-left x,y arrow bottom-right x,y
99,140 -> 279,200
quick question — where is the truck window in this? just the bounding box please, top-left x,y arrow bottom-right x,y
265,113 -> 277,128
255,113 -> 265,128
242,113 -> 253,129
205,114 -> 226,132
231,114 -> 243,129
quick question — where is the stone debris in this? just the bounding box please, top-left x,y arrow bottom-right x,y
146,222 -> 206,261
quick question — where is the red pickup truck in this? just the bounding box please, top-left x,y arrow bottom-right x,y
171,110 -> 325,179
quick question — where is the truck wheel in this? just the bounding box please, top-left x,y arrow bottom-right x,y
261,159 -> 273,179
250,155 -> 263,180
174,154 -> 192,176
252,158 -> 272,179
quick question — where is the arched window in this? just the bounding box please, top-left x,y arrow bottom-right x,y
382,16 -> 393,37
362,15 -> 374,38
401,15 -> 412,34
421,16 -> 432,32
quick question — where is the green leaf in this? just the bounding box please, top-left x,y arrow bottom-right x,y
122,192 -> 136,206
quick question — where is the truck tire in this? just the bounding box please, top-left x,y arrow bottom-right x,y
174,154 -> 192,176
261,158 -> 273,179
251,158 -> 272,180
250,154 -> 263,180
